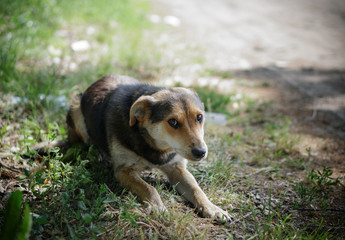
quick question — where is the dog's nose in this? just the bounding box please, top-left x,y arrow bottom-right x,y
191,147 -> 206,159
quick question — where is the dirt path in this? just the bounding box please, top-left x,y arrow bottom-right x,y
151,0 -> 345,70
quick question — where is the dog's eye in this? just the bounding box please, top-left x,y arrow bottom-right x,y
196,114 -> 203,123
168,119 -> 180,129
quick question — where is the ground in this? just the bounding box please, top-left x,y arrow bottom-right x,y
1,0 -> 345,239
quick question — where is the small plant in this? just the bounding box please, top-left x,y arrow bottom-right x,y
0,124 -> 7,146
119,199 -> 141,227
307,166 -> 344,189
294,165 -> 344,208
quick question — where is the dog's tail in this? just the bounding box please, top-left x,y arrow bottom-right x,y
31,139 -> 69,156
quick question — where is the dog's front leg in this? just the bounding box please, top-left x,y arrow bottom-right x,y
160,160 -> 231,221
115,167 -> 166,212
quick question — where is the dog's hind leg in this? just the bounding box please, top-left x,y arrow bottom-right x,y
66,93 -> 89,145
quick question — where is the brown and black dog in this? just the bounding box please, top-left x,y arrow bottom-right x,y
35,74 -> 230,221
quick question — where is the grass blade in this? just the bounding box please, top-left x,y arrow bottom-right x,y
0,190 -> 23,240
17,203 -> 33,240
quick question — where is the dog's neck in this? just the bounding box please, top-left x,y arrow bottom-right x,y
137,127 -> 176,165
138,127 -> 168,150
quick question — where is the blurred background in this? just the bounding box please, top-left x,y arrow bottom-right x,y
152,0 -> 345,70
151,0 -> 345,139
1,0 -> 344,127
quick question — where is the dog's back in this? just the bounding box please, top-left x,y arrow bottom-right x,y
79,75 -> 164,160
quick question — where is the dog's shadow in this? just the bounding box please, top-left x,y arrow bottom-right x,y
72,145 -> 195,210
28,143 -> 195,213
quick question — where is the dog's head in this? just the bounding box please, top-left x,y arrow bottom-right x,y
129,87 -> 207,161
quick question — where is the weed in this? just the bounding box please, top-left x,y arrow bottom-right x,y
294,165 -> 344,208
0,124 -> 7,142
308,166 -> 344,189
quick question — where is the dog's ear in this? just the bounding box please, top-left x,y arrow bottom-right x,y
129,96 -> 155,127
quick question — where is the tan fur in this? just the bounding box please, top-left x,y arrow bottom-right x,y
67,94 -> 89,144
145,98 -> 207,161
115,167 -> 165,212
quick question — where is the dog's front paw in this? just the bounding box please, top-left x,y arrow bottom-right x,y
200,204 -> 232,222
144,201 -> 167,214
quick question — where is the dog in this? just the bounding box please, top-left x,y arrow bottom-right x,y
34,74 -> 230,221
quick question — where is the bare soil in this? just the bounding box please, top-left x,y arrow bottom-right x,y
152,0 -> 345,70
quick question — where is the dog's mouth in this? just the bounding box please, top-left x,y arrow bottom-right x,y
190,153 -> 208,161
188,154 -> 207,162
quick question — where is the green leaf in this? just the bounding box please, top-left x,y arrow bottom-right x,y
0,190 -> 23,240
62,192 -> 69,204
103,198 -> 116,204
66,223 -> 76,239
17,203 -> 32,240
78,200 -> 87,210
35,214 -> 49,225
120,211 -> 138,227
82,213 -> 93,224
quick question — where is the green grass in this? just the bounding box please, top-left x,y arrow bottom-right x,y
203,69 -> 232,79
195,87 -> 233,116
0,0 -> 159,118
1,0 -> 345,239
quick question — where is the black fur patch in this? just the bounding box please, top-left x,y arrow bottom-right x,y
150,101 -> 173,123
104,84 -> 177,165
81,75 -> 176,165
80,75 -> 202,165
